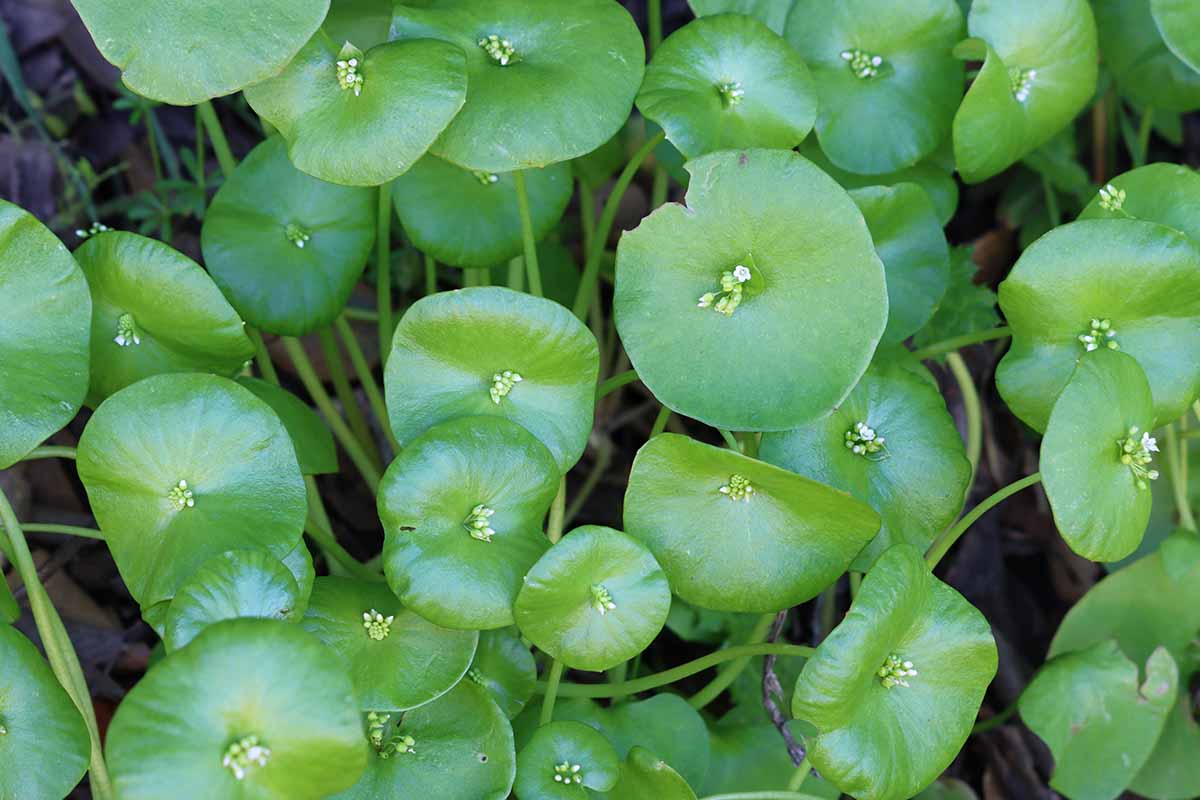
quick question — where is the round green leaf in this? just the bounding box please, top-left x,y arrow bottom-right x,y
614,148 -> 887,430
236,377 -> 338,475
106,619 -> 366,799
1129,695 -> 1200,800
378,415 -> 560,629
332,680 -> 516,800
784,0 -> 964,175
324,0 -> 393,50
467,628 -> 538,719
996,219 -> 1200,432
1093,0 -> 1200,112
623,434 -> 880,612
1041,350 -> 1157,562
77,373 -> 307,606
515,720 -> 619,798
244,33 -> 467,186
1079,162 -> 1200,245
791,544 -> 998,800
164,550 -> 302,652
689,0 -> 795,34
1151,0 -> 1200,74
760,362 -> 971,571
384,287 -> 599,473
952,0 -> 1098,183
0,200 -> 90,469
201,137 -> 376,335
74,231 -> 254,405
390,0 -> 645,172
0,624 -> 89,800
850,183 -> 950,345
1019,641 -> 1178,800
637,14 -> 816,159
392,156 -> 573,268
69,0 -> 328,105
610,747 -> 697,800
301,576 -> 478,711
515,526 -> 670,672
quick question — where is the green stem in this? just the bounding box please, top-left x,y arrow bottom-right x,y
546,478 -> 567,544
1163,424 -> 1197,531
0,487 -> 114,800
1042,175 -> 1061,227
424,253 -> 438,296
925,473 -> 1042,567
579,179 -> 596,253
247,327 -> 280,384
597,368 -> 639,399
21,523 -> 102,540
688,612 -> 776,709
194,106 -> 206,195
786,757 -> 811,791
648,0 -> 663,52
23,446 -> 77,461
572,130 -> 667,320
1134,105 -> 1155,167
376,181 -> 394,365
316,327 -> 378,464
649,406 -> 672,439
513,170 -> 543,297
535,643 -> 814,699
540,659 -> 565,725
651,165 -> 668,208
946,352 -> 982,482
909,326 -> 1011,361
565,437 -> 613,526
344,307 -> 380,322
849,571 -> 862,598
196,101 -> 235,180
971,702 -> 1018,734
334,316 -> 399,454
302,476 -> 379,580
718,429 -> 740,451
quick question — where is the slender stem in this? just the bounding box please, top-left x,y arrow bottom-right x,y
909,326 -> 1011,361
540,659 -> 565,725
651,166 -> 668,208
506,257 -> 524,292
247,327 -> 279,384
972,702 -> 1018,733
739,431 -> 759,459
1042,176 -> 1061,227
1163,424 -> 1197,531
513,170 -> 543,297
947,352 -> 982,482
597,368 -> 639,399
535,643 -> 814,698
718,429 -> 740,451
0,487 -> 114,799
849,571 -> 862,598
424,253 -> 438,296
786,757 -> 811,791
334,316 -> 399,454
649,406 -> 672,439
316,327 -> 378,463
303,519 -> 378,581
572,130 -> 666,320
1134,105 -> 1155,167
648,0 -> 663,52
1091,90 -> 1108,183
688,612 -> 776,709
565,437 -> 613,526
344,307 -> 380,322
925,473 -> 1042,567
546,478 -> 567,544
23,446 -> 77,461
144,114 -> 163,180
194,106 -> 206,195
21,523 -> 102,540
376,181 -> 394,365
579,179 -> 596,253
196,101 -> 235,179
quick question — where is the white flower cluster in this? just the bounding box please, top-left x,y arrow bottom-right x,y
479,34 -> 517,66
841,49 -> 883,79
1118,426 -> 1159,490
590,584 -> 617,615
1009,66 -> 1037,103
222,735 -> 270,781
464,504 -> 497,542
719,473 -> 755,502
490,370 -> 523,404
285,223 -> 311,249
845,422 -> 886,458
362,609 -> 395,640
877,653 -> 918,689
473,171 -> 500,186
1098,183 -> 1126,212
1078,318 -> 1118,352
717,79 -> 745,106
167,479 -> 194,510
75,222 -> 111,240
114,313 -> 142,347
336,56 -> 363,96
698,264 -> 752,316
554,762 -> 584,785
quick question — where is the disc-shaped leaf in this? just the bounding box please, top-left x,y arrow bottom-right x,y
637,14 -> 816,159
952,0 -> 1098,183
792,544 -> 998,800
236,377 -> 338,475
69,0 -> 328,105
760,362 -> 971,571
106,619 -> 366,799
0,625 -> 89,800
1041,350 -> 1158,562
74,231 -> 254,405
392,156 -> 573,268
332,680 -> 516,800
0,200 -> 90,469
244,32 -> 467,186
164,550 -> 302,652
623,434 -> 880,612
515,526 -> 669,672
390,0 -> 645,172
784,0 -> 964,175
850,184 -> 950,345
1151,0 -> 1200,74
77,373 -> 307,606
1093,0 -> 1200,112
689,0 -> 795,33
610,747 -> 697,800
324,0 -> 392,50
384,287 -> 599,472
1130,695 -> 1200,800
515,720 -> 619,798
1019,641 -> 1178,800
996,219 -> 1200,432
301,576 -> 477,711
468,628 -> 537,719
1079,163 -> 1200,245
378,416 -> 560,629
200,137 -> 376,335
614,148 -> 887,431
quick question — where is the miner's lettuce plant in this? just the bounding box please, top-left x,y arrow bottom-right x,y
1,0 -> 1200,799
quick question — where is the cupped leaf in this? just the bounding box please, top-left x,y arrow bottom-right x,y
164,550 -> 301,652
1019,641 -> 1178,800
0,625 -> 89,800
281,540 -> 316,611
392,156 -> 573,268
1041,350 -> 1157,562
1093,0 -> 1200,112
760,362 -> 971,570
106,619 -> 366,799
332,680 -> 516,800
792,544 -> 998,800
784,0 -> 964,175
1151,0 -> 1200,74
384,287 -> 599,472
637,14 -> 816,159
515,720 -> 619,798
0,200 -> 90,469
996,219 -> 1200,433
952,0 -> 1098,183
467,628 -> 538,719
689,0 -> 795,33
390,0 -> 645,172
74,231 -> 254,405
378,416 -> 560,629
301,576 -> 477,712
1129,696 -> 1200,800
200,137 -> 376,335
623,434 -> 880,612
610,747 -> 697,800
77,373 -> 307,606
850,183 -> 951,345
614,148 -> 887,431
69,0 -> 328,105
1079,162 -> 1200,244
236,377 -> 338,475
244,32 -> 467,186
515,526 -> 670,672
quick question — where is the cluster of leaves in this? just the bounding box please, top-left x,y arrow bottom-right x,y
2,0 -> 1200,799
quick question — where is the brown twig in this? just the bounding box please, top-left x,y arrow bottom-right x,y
762,609 -> 807,766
